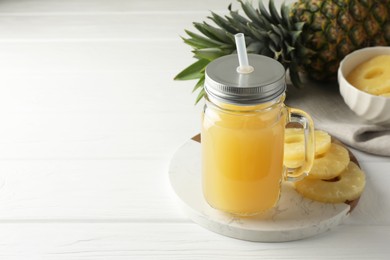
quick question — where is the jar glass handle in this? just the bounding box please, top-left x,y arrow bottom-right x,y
285,108 -> 315,181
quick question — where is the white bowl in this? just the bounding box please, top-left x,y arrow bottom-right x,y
338,46 -> 390,125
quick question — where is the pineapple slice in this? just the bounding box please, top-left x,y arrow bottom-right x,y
294,162 -> 365,203
307,143 -> 350,180
284,129 -> 331,167
347,55 -> 390,96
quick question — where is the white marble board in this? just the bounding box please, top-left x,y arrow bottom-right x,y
169,137 -> 354,242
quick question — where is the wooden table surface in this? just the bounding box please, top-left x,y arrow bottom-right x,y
0,0 -> 389,258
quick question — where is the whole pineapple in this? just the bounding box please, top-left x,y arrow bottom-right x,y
174,0 -> 390,103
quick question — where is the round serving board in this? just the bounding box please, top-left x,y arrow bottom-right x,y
168,134 -> 361,242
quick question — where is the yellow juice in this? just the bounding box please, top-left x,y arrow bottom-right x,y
202,100 -> 287,215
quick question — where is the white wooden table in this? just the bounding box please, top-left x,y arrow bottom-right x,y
0,0 -> 389,258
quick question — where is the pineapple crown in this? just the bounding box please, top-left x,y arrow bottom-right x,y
174,0 -> 313,104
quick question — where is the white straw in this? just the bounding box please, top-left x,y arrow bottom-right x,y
234,33 -> 254,74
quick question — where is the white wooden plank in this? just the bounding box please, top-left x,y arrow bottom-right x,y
0,41 -> 195,72
0,0 -> 234,13
0,1 -> 293,41
0,70 -> 201,159
0,71 -> 198,113
0,112 -> 199,159
0,42 -> 203,159
0,13 -> 222,41
0,0 -> 296,13
0,223 -> 388,259
345,162 -> 390,225
0,159 -> 188,220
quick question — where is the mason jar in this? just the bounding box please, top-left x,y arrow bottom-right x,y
202,54 -> 315,216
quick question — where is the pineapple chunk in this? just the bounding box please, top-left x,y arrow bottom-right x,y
294,162 -> 365,203
307,143 -> 350,180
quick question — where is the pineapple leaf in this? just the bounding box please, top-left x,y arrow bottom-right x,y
294,22 -> 305,31
192,75 -> 205,93
238,0 -> 263,27
209,12 -> 238,34
174,59 -> 209,81
271,24 -> 285,39
296,43 -> 316,58
260,48 -> 274,57
182,37 -> 210,49
258,0 -> 273,23
184,38 -> 231,51
289,71 -> 303,88
247,23 -> 267,41
226,16 -> 251,36
194,22 -> 234,44
229,9 -> 250,25
193,48 -> 231,61
267,31 -> 281,47
247,41 -> 266,54
290,31 -> 302,46
269,44 -> 282,60
283,42 -> 295,55
193,22 -> 219,41
195,88 -> 206,105
277,24 -> 290,38
184,30 -> 223,48
269,0 -> 282,24
256,15 -> 272,30
289,60 -> 303,88
226,33 -> 236,44
281,2 -> 292,30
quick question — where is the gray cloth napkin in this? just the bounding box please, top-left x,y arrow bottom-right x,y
285,81 -> 390,157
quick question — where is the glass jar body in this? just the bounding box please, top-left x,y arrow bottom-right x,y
201,95 -> 288,215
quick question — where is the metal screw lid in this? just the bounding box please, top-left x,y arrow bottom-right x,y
205,54 -> 286,105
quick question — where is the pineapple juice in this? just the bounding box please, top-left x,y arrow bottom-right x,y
202,98 -> 288,215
